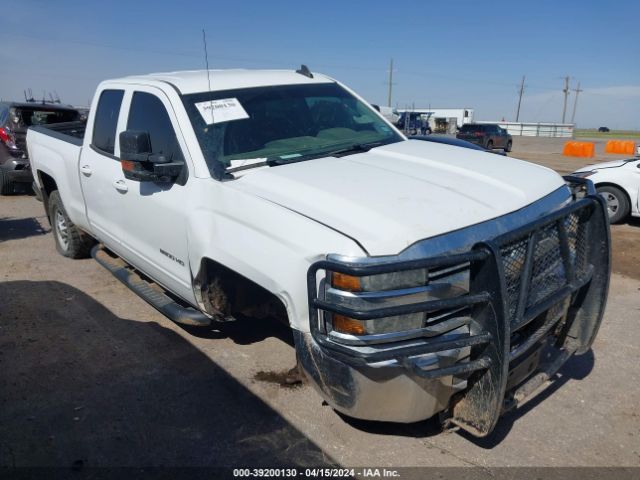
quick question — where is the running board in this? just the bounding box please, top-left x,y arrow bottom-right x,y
91,245 -> 211,327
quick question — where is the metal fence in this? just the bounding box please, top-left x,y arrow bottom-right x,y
476,122 -> 575,138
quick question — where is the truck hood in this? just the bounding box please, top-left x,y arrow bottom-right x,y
231,140 -> 566,255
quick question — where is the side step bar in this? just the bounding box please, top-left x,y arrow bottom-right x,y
91,245 -> 211,327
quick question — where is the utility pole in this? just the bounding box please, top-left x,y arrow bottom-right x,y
515,75 -> 525,122
561,76 -> 570,123
387,58 -> 394,107
571,81 -> 583,124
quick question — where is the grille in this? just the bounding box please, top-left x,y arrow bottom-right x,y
499,211 -> 590,327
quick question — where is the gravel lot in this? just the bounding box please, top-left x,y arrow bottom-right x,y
1,137 -> 639,472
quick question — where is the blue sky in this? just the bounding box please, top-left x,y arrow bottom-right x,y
1,0 -> 638,128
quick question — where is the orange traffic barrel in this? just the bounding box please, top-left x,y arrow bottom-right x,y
605,140 -> 635,155
563,141 -> 595,158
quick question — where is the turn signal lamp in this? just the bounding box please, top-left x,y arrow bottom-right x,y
121,160 -> 136,172
332,314 -> 366,335
331,272 -> 361,291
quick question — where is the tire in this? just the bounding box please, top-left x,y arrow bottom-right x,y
505,140 -> 512,152
486,140 -> 494,150
597,185 -> 630,224
0,169 -> 14,195
48,190 -> 95,258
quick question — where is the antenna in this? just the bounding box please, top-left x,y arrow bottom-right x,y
24,90 -> 28,102
202,29 -> 212,93
295,64 -> 313,79
54,91 -> 61,103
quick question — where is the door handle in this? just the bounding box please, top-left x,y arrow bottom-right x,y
113,179 -> 128,193
80,165 -> 92,176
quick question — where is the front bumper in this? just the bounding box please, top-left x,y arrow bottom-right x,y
299,177 -> 610,436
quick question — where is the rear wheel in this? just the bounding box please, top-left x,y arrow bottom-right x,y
486,140 -> 494,150
505,140 -> 512,152
0,169 -> 14,195
597,185 -> 629,224
48,191 -> 95,258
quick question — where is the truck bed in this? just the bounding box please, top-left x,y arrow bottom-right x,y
29,121 -> 86,146
27,121 -> 88,231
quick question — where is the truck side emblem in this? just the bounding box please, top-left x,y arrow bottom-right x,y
160,249 -> 185,266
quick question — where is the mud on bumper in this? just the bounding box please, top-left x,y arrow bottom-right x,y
299,177 -> 610,437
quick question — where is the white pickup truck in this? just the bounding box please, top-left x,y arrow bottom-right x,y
27,67 -> 611,437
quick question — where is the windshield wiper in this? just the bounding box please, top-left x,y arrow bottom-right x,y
324,140 -> 388,158
227,140 -> 391,173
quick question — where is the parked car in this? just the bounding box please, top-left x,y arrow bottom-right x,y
409,134 -> 507,155
456,123 -> 512,152
27,68 -> 610,437
598,127 -> 610,133
571,157 -> 640,223
0,102 -> 81,194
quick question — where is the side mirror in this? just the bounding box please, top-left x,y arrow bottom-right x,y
119,130 -> 183,182
120,130 -> 151,162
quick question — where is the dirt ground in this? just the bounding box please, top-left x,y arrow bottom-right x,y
1,138 -> 639,473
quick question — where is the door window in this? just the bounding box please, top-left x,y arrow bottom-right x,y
126,92 -> 184,162
92,89 -> 124,154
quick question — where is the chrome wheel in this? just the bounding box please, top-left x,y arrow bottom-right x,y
55,209 -> 70,252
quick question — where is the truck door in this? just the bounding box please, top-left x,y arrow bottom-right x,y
80,89 -> 128,249
114,87 -> 193,302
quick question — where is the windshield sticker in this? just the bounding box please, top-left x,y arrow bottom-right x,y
195,98 -> 249,125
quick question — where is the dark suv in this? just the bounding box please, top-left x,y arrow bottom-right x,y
456,123 -> 512,152
0,102 -> 81,194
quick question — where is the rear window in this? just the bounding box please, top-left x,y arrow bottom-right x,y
459,124 -> 484,133
92,90 -> 124,154
15,108 -> 79,127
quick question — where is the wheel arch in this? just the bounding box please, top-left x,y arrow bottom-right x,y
594,181 -> 632,207
37,170 -> 58,221
192,256 -> 290,326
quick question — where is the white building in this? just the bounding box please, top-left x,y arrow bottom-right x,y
396,108 -> 474,128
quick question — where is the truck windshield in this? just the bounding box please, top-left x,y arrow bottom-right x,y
181,83 -> 403,178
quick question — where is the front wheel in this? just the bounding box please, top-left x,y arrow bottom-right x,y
486,140 -> 494,150
505,140 -> 512,152
597,185 -> 630,224
48,191 -> 95,258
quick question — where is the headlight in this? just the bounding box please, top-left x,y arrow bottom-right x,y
329,269 -> 428,335
571,170 -> 596,178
